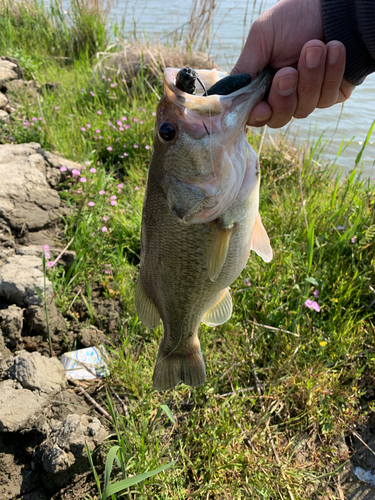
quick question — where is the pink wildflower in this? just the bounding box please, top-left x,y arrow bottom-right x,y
72,169 -> 80,177
99,190 -> 106,195
88,201 -> 95,207
305,299 -> 321,312
97,110 -> 102,115
107,146 -> 112,151
96,129 -> 101,133
133,144 -> 139,148
80,177 -> 87,183
60,166 -> 67,172
134,186 -> 139,191
111,195 -> 117,200
244,278 -> 251,286
90,168 -> 96,173
313,290 -> 319,298
101,226 -> 108,232
103,216 -> 108,221
43,245 -> 50,251
145,145 -> 150,150
81,127 -> 86,132
47,261 -> 55,268
118,184 -> 123,188
351,236 -> 357,243
111,200 -> 118,206
121,116 -> 127,121
152,112 -> 156,116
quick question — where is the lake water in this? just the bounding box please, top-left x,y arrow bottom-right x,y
67,0 -> 375,176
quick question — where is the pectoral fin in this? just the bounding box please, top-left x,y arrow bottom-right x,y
202,287 -> 232,326
251,214 -> 273,262
208,224 -> 233,282
135,278 -> 160,328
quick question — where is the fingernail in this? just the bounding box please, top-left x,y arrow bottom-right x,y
277,75 -> 297,96
328,45 -> 342,65
305,47 -> 323,68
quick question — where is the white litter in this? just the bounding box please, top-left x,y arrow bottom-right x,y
354,466 -> 375,487
61,345 -> 109,380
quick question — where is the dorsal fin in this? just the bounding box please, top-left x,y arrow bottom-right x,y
207,224 -> 233,282
202,287 -> 232,326
251,215 -> 273,262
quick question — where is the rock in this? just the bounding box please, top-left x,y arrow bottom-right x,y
0,109 -> 10,124
0,56 -> 24,79
0,379 -> 48,432
0,450 -> 44,500
0,253 -> 53,306
4,77 -> 24,92
78,327 -> 106,348
39,414 -> 107,490
41,150 -> 82,189
0,90 -> 8,108
25,298 -> 66,339
0,303 -> 24,348
0,64 -> 18,87
17,244 -> 76,273
0,144 -> 60,233
0,231 -> 15,248
93,298 -> 123,332
0,329 -> 12,361
6,350 -> 67,393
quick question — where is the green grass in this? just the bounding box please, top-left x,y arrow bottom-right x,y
0,0 -> 111,65
1,6 -> 375,497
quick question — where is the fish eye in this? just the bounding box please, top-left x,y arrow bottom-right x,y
158,122 -> 176,142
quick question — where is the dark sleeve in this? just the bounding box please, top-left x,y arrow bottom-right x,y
321,0 -> 375,85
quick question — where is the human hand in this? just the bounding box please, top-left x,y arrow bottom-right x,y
231,0 -> 355,128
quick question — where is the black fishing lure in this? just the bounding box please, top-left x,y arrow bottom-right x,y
204,73 -> 252,96
175,67 -> 252,96
175,67 -> 204,94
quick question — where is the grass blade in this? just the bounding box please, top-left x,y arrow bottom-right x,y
104,445 -> 120,491
102,461 -> 175,499
355,119 -> 375,166
307,220 -> 315,274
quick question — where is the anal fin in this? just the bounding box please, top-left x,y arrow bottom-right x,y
202,287 -> 232,327
135,278 -> 160,328
251,214 -> 273,262
208,224 -> 233,282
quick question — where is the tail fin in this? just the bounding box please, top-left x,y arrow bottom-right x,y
153,347 -> 206,391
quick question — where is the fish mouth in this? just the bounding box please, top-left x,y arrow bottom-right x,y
163,66 -> 273,119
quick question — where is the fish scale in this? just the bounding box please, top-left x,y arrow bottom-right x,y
136,67 -> 274,391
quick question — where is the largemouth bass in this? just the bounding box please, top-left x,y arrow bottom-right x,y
136,67 -> 273,391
